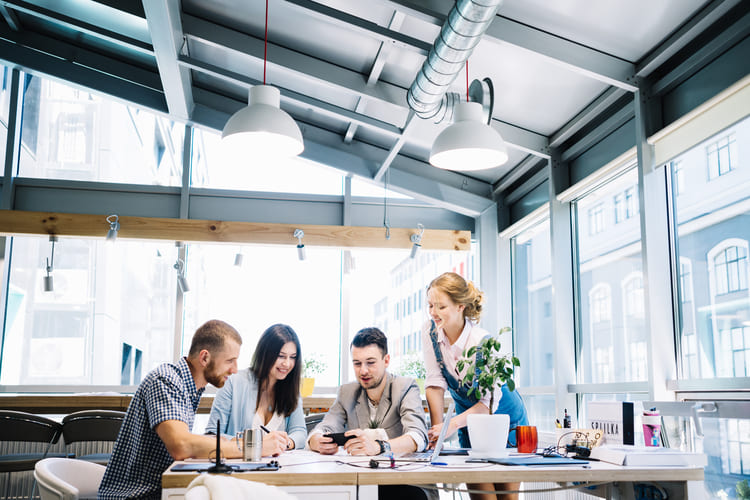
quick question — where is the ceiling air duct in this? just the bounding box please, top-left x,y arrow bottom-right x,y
407,0 -> 502,124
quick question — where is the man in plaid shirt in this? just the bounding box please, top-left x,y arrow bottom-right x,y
98,319 -> 244,499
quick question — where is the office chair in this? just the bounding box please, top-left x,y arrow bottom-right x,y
304,413 -> 325,434
61,410 -> 125,465
0,410 -> 64,500
34,458 -> 105,500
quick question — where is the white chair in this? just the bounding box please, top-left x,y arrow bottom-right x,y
34,458 -> 105,500
186,475 -> 297,500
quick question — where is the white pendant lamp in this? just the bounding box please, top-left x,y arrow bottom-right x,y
429,100 -> 508,171
221,0 -> 303,158
222,85 -> 303,157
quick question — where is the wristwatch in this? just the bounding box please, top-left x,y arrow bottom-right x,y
375,439 -> 391,455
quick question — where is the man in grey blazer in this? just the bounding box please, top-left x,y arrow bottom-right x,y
309,327 -> 428,456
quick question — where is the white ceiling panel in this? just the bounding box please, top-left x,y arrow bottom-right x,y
498,0 -> 708,62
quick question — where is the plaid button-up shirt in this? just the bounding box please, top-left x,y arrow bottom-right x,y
98,357 -> 203,500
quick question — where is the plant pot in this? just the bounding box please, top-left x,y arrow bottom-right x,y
466,413 -> 510,457
301,377 -> 315,397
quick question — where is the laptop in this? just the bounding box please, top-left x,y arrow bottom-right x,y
395,401 -> 456,463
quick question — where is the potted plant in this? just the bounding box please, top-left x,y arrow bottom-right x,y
301,353 -> 327,397
456,327 -> 520,455
398,353 -> 426,393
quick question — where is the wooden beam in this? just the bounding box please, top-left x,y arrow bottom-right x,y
0,210 -> 471,251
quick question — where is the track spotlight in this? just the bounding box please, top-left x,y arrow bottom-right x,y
234,253 -> 244,267
294,229 -> 306,261
106,214 -> 120,242
174,259 -> 190,293
410,223 -> 424,259
43,235 -> 57,292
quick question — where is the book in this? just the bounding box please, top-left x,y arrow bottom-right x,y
587,401 -> 635,445
590,445 -> 707,467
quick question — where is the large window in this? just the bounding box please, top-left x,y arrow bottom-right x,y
191,128 -> 344,195
512,219 -> 553,387
181,244 -> 343,387
574,167 -> 646,384
0,66 -> 10,163
18,76 -> 184,185
707,133 -> 737,180
671,116 -> 750,380
511,218 -> 556,431
1,236 -> 177,386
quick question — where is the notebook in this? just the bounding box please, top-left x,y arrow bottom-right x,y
396,401 -> 455,463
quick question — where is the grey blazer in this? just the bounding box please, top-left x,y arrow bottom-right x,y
313,373 -> 428,448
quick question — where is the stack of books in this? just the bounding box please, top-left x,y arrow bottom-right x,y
590,445 -> 707,467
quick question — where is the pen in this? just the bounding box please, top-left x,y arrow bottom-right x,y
260,425 -> 270,434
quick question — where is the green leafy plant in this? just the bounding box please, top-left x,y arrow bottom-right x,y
303,353 -> 327,378
456,327 -> 520,412
368,418 -> 380,429
397,353 -> 426,379
737,479 -> 750,499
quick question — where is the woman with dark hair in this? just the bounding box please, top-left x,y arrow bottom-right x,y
207,323 -> 306,456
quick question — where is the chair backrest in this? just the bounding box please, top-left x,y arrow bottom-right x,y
34,458 -> 105,500
304,413 -> 325,433
61,410 -> 125,444
0,410 -> 62,446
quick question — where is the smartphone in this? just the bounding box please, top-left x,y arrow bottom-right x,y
324,432 -> 354,446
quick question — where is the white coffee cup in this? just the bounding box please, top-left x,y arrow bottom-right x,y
467,414 -> 510,458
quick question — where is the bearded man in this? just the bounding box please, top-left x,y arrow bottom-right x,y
98,319 -> 243,499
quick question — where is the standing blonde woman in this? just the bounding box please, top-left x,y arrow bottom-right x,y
422,272 -> 528,500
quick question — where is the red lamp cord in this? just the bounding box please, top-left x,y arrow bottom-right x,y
465,60 -> 469,102
263,0 -> 268,85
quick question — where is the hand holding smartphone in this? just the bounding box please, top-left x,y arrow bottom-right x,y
324,432 -> 354,446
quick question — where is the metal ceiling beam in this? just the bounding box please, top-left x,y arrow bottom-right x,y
345,10 -> 406,143
0,4 -> 20,30
484,17 -> 637,92
182,14 -> 545,156
374,111 -> 416,182
492,120 -> 549,158
561,103 -> 634,163
0,22 -> 162,91
2,0 -> 152,55
90,0 -> 145,18
369,0 -> 637,91
493,154 -> 545,196
182,13 -> 409,126
180,56 -> 402,138
0,35 -> 167,113
549,87 -> 628,148
302,124 -> 495,216
142,0 -> 194,120
636,0 -> 743,78
283,0 -> 430,55
650,7 -> 750,95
